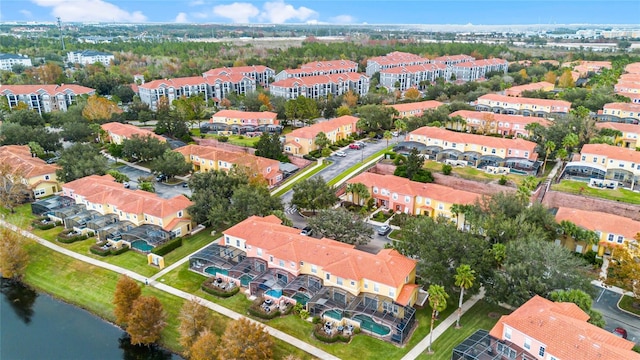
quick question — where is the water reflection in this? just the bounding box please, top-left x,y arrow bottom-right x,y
119,334 -> 175,360
0,277 -> 38,324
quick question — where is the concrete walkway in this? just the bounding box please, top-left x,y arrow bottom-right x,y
400,288 -> 486,360
149,236 -> 222,282
0,220 -> 339,360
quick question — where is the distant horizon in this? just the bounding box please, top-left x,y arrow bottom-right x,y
2,1 -> 639,26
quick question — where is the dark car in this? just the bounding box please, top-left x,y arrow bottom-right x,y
155,174 -> 167,182
182,182 -> 189,188
374,133 -> 383,140
377,225 -> 391,236
612,327 -> 628,339
300,226 -> 313,236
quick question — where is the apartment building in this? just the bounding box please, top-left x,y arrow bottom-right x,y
66,50 -> 114,67
0,84 -> 95,115
432,54 -> 475,66
595,121 -> 640,148
379,63 -> 448,91
203,65 -> 275,87
269,72 -> 369,100
485,296 -> 640,360
365,51 -> 431,76
347,172 -> 480,227
197,214 -> 420,343
450,110 -> 551,137
564,143 -> 640,189
504,81 -> 555,97
476,94 -> 571,118
597,102 -> 640,123
62,174 -> 193,237
624,62 -> 640,74
406,126 -> 539,172
614,80 -> 640,104
275,60 -> 358,81
101,122 -> 166,145
0,145 -> 60,199
0,53 -> 32,71
449,58 -> 509,82
284,115 -> 359,155
210,110 -> 278,127
555,207 -> 639,257
389,100 -> 444,118
175,144 -> 283,187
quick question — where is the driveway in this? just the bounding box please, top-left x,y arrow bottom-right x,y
592,285 -> 640,344
115,165 -> 191,199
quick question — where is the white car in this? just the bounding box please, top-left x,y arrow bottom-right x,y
335,151 -> 347,157
392,131 -> 399,137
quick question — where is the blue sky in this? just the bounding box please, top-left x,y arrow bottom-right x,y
3,1 -> 639,25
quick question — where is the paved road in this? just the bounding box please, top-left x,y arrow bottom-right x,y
592,285 -> 640,344
115,164 -> 191,199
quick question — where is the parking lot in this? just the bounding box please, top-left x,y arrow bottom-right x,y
592,285 -> 640,345
115,164 -> 191,199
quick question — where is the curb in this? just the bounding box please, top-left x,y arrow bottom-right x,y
616,295 -> 640,319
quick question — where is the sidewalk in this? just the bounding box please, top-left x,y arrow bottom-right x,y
0,220 -> 340,360
401,288 -> 486,360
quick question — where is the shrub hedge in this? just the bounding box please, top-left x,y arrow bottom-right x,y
32,217 -> 62,230
151,237 -> 182,256
201,280 -> 240,298
313,324 -> 351,343
110,244 -> 130,256
90,244 -> 110,256
57,230 -> 91,244
247,299 -> 281,319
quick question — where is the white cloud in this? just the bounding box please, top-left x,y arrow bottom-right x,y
259,1 -> 317,24
213,2 -> 259,23
189,0 -> 205,6
174,12 -> 189,23
19,9 -> 33,18
31,0 -> 147,22
330,15 -> 355,24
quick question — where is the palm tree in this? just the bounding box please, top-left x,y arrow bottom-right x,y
454,265 -> 476,328
394,119 -> 407,137
542,140 -> 556,173
346,182 -> 370,206
427,284 -> 449,354
383,130 -> 392,147
450,204 -> 462,228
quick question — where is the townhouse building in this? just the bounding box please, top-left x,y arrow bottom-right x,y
614,79 -> 640,104
347,172 -> 480,228
478,295 -> 640,360
209,110 -> 278,127
175,144 -> 283,187
0,145 -> 60,199
275,60 -> 358,81
405,126 -> 539,172
597,102 -> 640,124
449,58 -> 509,82
62,174 -> 193,237
66,50 -> 114,67
504,81 -> 555,97
101,122 -> 166,145
0,84 -> 95,115
563,60 -> 612,77
379,63 -> 448,91
269,72 -> 369,100
284,115 -> 359,156
595,121 -> 640,148
624,62 -> 640,74
476,94 -> 571,118
203,65 -> 275,87
193,214 -> 420,343
388,100 -> 444,118
0,53 -> 32,71
365,51 -> 431,76
432,54 -> 475,66
449,110 -> 551,137
564,143 -> 640,190
555,207 -> 639,257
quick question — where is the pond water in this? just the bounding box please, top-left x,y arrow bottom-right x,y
0,279 -> 182,360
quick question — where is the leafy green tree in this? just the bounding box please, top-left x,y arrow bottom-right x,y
27,142 -> 45,158
427,284 -> 449,354
111,85 -> 136,104
307,208 -> 373,245
270,209 -> 293,227
0,123 -> 61,152
355,104 -> 397,132
454,264 -> 475,328
121,134 -> 170,162
150,150 -> 192,179
112,275 -> 141,326
542,140 -> 556,173
285,96 -> 319,126
383,130 -> 392,147
405,147 -> 425,180
550,289 -> 605,328
0,163 -> 29,214
61,120 -> 94,142
155,96 -> 189,139
255,133 -> 285,161
221,183 -> 283,226
107,143 -> 124,163
5,109 -> 44,127
188,170 -> 247,225
127,296 -> 166,346
336,105 -> 352,116
56,143 -> 109,182
218,318 -> 273,360
107,170 -> 130,183
138,181 -> 155,193
291,177 -> 339,214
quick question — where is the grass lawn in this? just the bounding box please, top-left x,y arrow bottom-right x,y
423,161 -> 525,186
388,229 -> 404,241
551,180 -> 640,205
0,203 -> 35,228
327,146 -> 392,186
619,295 -> 640,316
162,230 -> 217,265
271,160 -> 330,197
415,300 -> 511,360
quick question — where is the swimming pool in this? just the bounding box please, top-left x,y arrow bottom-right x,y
239,274 -> 253,287
323,309 -> 343,320
205,266 -> 229,277
353,314 -> 391,336
292,293 -> 310,306
131,240 -> 153,253
265,289 -> 283,298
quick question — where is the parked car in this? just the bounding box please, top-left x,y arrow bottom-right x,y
155,174 -> 167,182
391,131 -> 399,137
46,157 -> 59,164
612,327 -> 628,339
374,133 -> 383,140
300,226 -> 313,236
355,141 -> 366,147
123,182 -> 130,189
377,225 -> 391,236
335,151 -> 347,157
349,143 -> 361,150
182,182 -> 189,188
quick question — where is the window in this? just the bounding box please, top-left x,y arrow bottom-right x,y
581,155 -> 586,161
269,256 -> 274,262
351,280 -> 356,286
405,195 -> 410,203
236,239 -> 240,247
337,277 -> 343,286
608,234 -> 614,242
177,211 -> 183,218
617,235 -> 624,244
34,188 -> 45,196
290,261 -> 296,268
364,281 -> 368,289
392,193 -> 398,200
416,196 -> 422,203
539,346 -> 545,357
389,288 -> 395,297
374,283 -> 380,292
325,273 -> 331,280
311,265 -> 317,273
524,338 -> 531,350
373,187 -> 378,194
504,327 -> 511,340
257,248 -> 262,256
279,260 -> 285,267
44,175 -> 50,180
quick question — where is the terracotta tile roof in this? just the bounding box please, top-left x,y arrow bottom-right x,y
603,102 -> 640,113
450,110 -> 551,128
389,100 -> 444,113
433,54 -> 475,63
505,81 -> 554,95
203,65 -> 272,77
0,84 -> 95,95
595,121 -> 640,135
101,122 -> 166,142
210,110 -> 277,121
625,62 -> 640,74
0,145 -> 59,178
62,174 -> 192,224
175,144 -> 280,178
380,63 -> 447,74
409,126 -> 538,159
452,58 -> 508,68
300,60 -> 358,71
581,143 -> 640,164
367,51 -> 430,66
555,207 -> 640,240
620,74 -> 640,83
224,216 -> 417,289
138,76 -> 208,90
270,72 -> 367,88
348,172 -> 481,205
490,295 -> 639,360
478,93 -> 571,110
396,284 -> 420,306
286,115 -> 359,140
